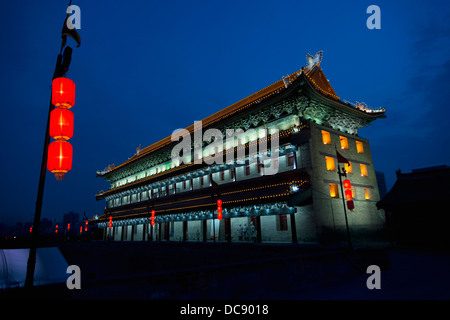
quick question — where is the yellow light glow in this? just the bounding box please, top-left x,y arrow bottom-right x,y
325,156 -> 335,171
356,141 -> 364,153
329,183 -> 338,198
340,136 -> 349,150
321,130 -> 331,145
364,188 -> 370,200
360,164 -> 368,177
345,161 -> 352,174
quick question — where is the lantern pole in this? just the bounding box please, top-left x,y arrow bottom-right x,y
337,164 -> 352,250
25,15 -> 77,287
24,61 -> 58,288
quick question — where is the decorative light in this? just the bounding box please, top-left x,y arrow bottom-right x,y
290,184 -> 299,194
151,210 -> 155,226
217,199 -> 222,220
49,107 -> 74,140
48,77 -> 76,179
52,77 -> 75,108
343,179 -> 354,210
343,179 -> 351,189
345,189 -> 353,200
347,200 -> 354,210
47,140 -> 73,180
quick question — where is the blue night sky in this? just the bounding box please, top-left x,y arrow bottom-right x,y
0,0 -> 449,226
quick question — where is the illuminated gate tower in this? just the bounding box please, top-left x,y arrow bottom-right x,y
94,52 -> 386,245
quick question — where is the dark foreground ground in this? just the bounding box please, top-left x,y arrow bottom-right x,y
1,240 -> 450,301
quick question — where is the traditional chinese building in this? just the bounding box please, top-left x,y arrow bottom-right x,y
93,52 -> 387,245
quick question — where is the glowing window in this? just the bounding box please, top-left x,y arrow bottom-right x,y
364,188 -> 370,200
356,141 -> 364,153
329,184 -> 339,198
322,130 -> 331,145
345,161 -> 353,174
325,156 -> 335,171
360,164 -> 368,177
340,136 -> 349,150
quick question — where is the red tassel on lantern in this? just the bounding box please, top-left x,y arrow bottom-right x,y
47,140 -> 73,180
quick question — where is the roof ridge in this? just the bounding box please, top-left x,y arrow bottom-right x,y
305,64 -> 339,101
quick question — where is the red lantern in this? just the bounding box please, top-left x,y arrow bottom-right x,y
343,179 -> 351,189
151,210 -> 155,226
47,140 -> 73,180
347,200 -> 354,210
49,108 -> 74,140
217,199 -> 223,220
109,216 -> 112,229
52,77 -> 75,108
345,189 -> 353,200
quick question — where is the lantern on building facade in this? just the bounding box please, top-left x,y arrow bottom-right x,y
342,179 -> 354,210
217,199 -> 223,220
343,179 -> 351,189
151,210 -> 155,226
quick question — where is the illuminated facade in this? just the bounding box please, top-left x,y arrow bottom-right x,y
93,52 -> 387,245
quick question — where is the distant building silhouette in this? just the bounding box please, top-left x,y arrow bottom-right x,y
63,211 -> 79,233
375,171 -> 387,199
377,165 -> 450,247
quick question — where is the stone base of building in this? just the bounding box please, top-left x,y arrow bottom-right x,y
100,204 -> 388,247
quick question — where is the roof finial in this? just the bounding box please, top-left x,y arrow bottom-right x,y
305,51 -> 323,71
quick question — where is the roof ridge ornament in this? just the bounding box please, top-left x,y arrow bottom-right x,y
305,51 -> 323,72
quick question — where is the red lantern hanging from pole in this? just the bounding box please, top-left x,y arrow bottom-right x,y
347,200 -> 355,210
47,140 -> 73,180
52,77 -> 76,108
48,77 -> 76,180
345,189 -> 353,200
49,108 -> 74,140
343,179 -> 351,189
